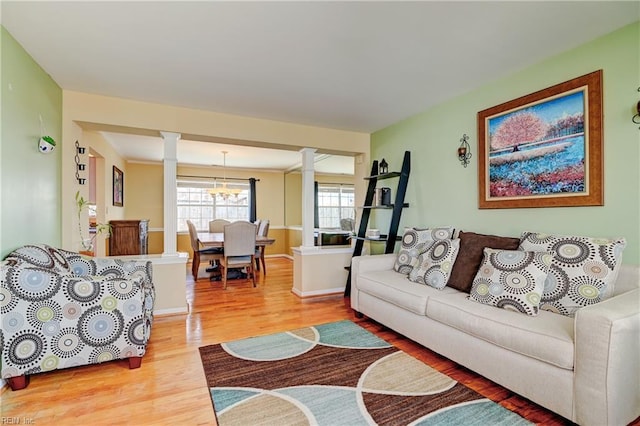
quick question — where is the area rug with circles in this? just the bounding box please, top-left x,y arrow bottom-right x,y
198,320 -> 531,425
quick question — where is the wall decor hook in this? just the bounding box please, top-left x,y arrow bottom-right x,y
633,87 -> 640,129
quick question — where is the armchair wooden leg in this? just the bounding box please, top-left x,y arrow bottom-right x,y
128,356 -> 142,369
7,375 -> 29,390
251,256 -> 257,287
223,259 -> 228,290
192,253 -> 200,279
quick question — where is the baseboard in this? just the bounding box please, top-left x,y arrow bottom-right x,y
154,306 -> 189,316
273,254 -> 293,260
291,287 -> 344,298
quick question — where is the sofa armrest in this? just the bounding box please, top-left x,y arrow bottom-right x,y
352,253 -> 397,275
350,254 -> 397,312
574,288 -> 640,425
67,256 -> 153,286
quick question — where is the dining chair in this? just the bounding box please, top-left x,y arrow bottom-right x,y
209,219 -> 231,233
255,219 -> 270,274
340,218 -> 355,233
187,220 -> 224,279
222,221 -> 257,289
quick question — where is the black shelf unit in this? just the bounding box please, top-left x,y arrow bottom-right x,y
344,151 -> 410,296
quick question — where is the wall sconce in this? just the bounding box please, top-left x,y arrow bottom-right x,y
75,140 -> 86,185
633,88 -> 640,129
457,134 -> 472,167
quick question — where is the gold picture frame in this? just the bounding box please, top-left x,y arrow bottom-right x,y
478,70 -> 603,209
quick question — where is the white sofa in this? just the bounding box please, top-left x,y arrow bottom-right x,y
351,253 -> 640,425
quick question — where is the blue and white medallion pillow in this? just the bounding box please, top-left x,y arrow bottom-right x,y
519,232 -> 626,317
394,226 -> 455,275
408,238 -> 460,289
469,248 -> 553,316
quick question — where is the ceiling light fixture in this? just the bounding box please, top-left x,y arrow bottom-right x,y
208,151 -> 242,200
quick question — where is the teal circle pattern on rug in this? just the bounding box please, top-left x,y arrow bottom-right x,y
222,320 -> 391,361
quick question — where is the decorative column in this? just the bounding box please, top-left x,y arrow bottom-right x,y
300,147 -> 316,248
160,131 -> 180,256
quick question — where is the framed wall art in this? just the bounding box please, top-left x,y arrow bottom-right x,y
478,70 -> 603,209
113,165 -> 124,207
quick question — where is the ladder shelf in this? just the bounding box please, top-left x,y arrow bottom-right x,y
344,151 -> 410,297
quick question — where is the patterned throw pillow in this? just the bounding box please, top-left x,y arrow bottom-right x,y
519,232 -> 627,317
469,248 -> 553,316
408,238 -> 460,289
394,226 -> 455,275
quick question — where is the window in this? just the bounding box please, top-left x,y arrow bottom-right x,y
317,183 -> 355,229
177,178 -> 249,232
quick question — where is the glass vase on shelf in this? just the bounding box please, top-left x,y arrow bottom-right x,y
79,239 -> 94,257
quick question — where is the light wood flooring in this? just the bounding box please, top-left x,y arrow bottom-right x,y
0,257 -> 633,425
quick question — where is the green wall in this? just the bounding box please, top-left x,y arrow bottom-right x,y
1,27 -> 63,257
371,22 -> 640,265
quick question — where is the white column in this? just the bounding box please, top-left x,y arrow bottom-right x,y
160,131 -> 180,256
300,148 -> 316,247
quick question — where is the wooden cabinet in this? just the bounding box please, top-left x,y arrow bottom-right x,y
109,220 -> 149,256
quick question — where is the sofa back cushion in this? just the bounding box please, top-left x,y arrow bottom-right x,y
447,231 -> 521,293
5,244 -> 73,275
613,264 -> 640,296
519,231 -> 626,317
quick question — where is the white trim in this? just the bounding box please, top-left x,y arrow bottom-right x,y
152,225 -> 293,232
292,246 -> 354,255
107,252 -> 188,265
291,287 -> 344,298
154,306 -> 189,316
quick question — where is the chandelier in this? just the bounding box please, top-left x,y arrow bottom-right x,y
208,151 -> 242,200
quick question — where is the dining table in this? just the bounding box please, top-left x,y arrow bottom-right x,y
197,232 -> 275,248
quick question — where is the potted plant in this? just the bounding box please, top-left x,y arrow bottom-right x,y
75,191 -> 111,256
38,136 -> 56,153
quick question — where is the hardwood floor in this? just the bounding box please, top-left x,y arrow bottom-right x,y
0,257 -> 632,425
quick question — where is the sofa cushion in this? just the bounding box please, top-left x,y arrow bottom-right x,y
519,231 -> 627,317
408,239 -> 460,289
469,248 -> 553,316
393,226 -> 455,275
448,231 -> 521,293
427,292 -> 575,370
358,269 -> 458,315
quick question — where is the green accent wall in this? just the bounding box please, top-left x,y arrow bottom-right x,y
1,27 -> 63,257
371,22 -> 640,265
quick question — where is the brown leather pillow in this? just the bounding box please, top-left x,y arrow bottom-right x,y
447,231 -> 520,293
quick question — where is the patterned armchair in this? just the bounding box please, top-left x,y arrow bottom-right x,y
1,244 -> 155,390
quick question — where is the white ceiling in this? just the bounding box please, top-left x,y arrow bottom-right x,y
100,132 -> 356,174
3,1 -> 638,173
